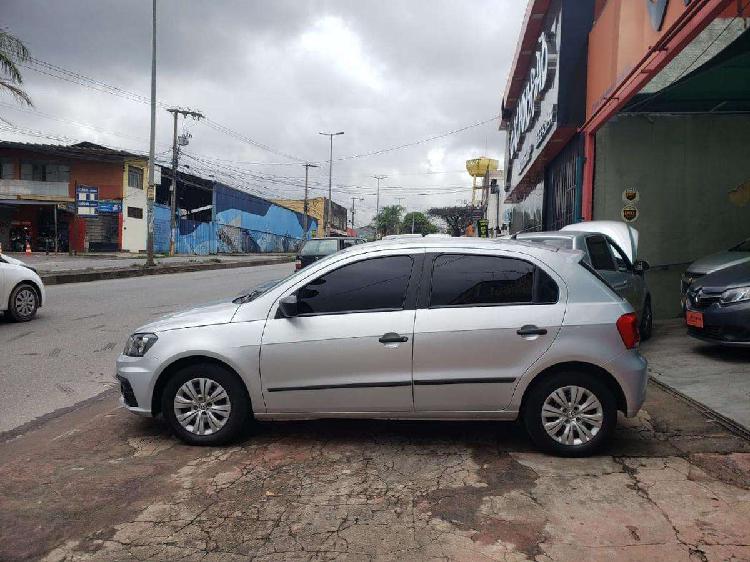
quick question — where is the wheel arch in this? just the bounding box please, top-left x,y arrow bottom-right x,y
151,355 -> 252,417
9,279 -> 43,308
519,361 -> 627,416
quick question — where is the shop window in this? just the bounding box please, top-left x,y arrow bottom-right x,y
0,158 -> 14,179
128,166 -> 144,189
20,161 -> 69,182
127,206 -> 144,219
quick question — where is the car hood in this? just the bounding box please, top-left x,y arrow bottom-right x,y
1,254 -> 26,266
693,261 -> 750,292
687,251 -> 750,275
136,301 -> 240,333
561,220 -> 638,262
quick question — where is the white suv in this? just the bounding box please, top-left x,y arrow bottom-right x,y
0,254 -> 46,322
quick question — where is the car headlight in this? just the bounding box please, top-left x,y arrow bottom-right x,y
720,286 -> 750,305
123,333 -> 158,357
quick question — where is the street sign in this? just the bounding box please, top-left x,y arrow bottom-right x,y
478,218 -> 489,238
76,185 -> 99,216
98,200 -> 123,214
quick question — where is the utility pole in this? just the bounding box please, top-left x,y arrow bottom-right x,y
395,197 -> 406,235
319,131 -> 344,235
302,163 -> 318,238
146,0 -> 157,267
350,196 -> 364,230
372,174 -> 386,221
167,107 -> 204,256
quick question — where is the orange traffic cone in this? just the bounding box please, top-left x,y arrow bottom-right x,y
25,241 -> 32,255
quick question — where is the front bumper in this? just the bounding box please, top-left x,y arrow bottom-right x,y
686,301 -> 750,346
115,353 -> 160,417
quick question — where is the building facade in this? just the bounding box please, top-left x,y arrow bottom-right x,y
0,141 -> 149,253
272,197 -> 348,237
502,0 -> 750,317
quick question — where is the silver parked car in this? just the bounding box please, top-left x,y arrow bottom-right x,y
116,238 -> 647,456
516,221 -> 652,340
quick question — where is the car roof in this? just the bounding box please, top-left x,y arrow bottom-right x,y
516,231 -> 579,240
347,236 -> 576,255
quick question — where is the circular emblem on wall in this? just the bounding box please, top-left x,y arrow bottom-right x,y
622,204 -> 638,222
622,188 -> 639,203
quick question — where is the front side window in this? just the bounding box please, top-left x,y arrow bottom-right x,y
297,255 -> 413,315
586,236 -> 616,271
430,254 -> 542,307
128,166 -> 144,189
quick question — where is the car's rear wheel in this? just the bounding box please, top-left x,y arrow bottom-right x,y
523,371 -> 617,457
640,299 -> 653,341
7,283 -> 39,322
161,363 -> 250,446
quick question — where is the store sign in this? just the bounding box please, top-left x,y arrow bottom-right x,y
508,31 -> 558,159
477,219 -> 489,238
98,200 -> 122,214
622,204 -> 638,222
76,185 -> 99,217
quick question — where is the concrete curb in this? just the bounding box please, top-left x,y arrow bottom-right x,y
40,256 -> 294,285
649,376 -> 750,441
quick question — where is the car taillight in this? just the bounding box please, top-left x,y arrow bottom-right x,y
616,312 -> 640,349
295,259 -> 302,271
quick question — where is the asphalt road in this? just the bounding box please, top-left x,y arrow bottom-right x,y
0,263 -> 294,433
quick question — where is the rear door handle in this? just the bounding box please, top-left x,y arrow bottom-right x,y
379,332 -> 408,344
516,325 -> 547,336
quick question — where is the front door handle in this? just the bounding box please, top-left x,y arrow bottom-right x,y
379,332 -> 408,344
516,325 -> 547,336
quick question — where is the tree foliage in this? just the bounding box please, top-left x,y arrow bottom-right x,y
400,212 -> 438,235
0,30 -> 32,106
428,205 -> 481,237
374,205 -> 403,237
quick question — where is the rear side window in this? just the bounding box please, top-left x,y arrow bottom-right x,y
586,236 -> 616,271
429,254 -> 558,307
297,255 -> 414,314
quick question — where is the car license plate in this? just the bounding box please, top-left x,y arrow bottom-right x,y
686,310 -> 704,328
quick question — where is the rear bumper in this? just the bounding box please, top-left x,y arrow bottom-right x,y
603,350 -> 649,417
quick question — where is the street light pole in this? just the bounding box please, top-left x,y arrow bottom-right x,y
302,162 -> 318,238
319,131 -> 344,236
395,197 -> 406,235
350,196 -> 364,230
146,0 -> 157,267
372,174 -> 386,221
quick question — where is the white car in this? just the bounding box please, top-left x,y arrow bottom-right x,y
0,254 -> 46,321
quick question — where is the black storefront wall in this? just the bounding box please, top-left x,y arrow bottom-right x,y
503,0 -> 593,233
543,134 -> 584,231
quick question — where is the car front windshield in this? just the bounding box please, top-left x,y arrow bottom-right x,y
730,239 -> 750,252
300,239 -> 339,256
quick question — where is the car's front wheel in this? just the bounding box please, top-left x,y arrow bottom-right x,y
161,363 -> 250,445
523,371 -> 617,457
7,283 -> 39,322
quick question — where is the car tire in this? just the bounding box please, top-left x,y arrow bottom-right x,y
523,371 -> 617,457
640,299 -> 653,341
7,283 -> 39,322
161,363 -> 251,446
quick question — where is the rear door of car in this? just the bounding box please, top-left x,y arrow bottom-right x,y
411,250 -> 564,412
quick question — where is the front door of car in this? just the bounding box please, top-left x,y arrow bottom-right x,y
605,236 -> 644,314
260,252 -> 422,413
412,252 -> 564,412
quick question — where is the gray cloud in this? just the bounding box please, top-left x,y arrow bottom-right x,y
2,0 -> 524,224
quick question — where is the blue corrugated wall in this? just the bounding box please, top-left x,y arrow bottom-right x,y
167,183 -> 316,255
153,203 -> 171,254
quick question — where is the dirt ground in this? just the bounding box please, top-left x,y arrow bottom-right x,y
1,382 -> 749,562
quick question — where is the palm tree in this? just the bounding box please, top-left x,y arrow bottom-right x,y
0,29 -> 32,106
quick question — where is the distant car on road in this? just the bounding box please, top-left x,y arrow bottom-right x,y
0,254 -> 45,321
685,261 -> 750,347
295,237 -> 365,270
116,237 -> 647,456
681,238 -> 750,303
516,221 -> 653,340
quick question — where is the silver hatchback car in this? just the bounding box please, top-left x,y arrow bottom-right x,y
116,238 -> 647,456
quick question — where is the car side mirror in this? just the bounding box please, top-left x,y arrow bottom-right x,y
278,295 -> 299,318
634,259 -> 650,274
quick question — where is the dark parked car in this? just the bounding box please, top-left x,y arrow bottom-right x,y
295,237 -> 365,270
685,261 -> 750,346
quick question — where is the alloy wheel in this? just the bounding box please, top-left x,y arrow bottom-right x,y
173,377 -> 232,436
15,288 -> 36,317
541,385 -> 603,446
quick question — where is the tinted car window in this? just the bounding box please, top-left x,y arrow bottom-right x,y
606,238 -> 631,273
430,255 -> 536,307
300,239 -> 339,256
586,236 -> 616,271
535,268 -> 559,304
297,255 -> 413,314
523,237 -> 573,250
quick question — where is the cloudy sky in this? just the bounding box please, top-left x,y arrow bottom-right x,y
2,0 -> 524,226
